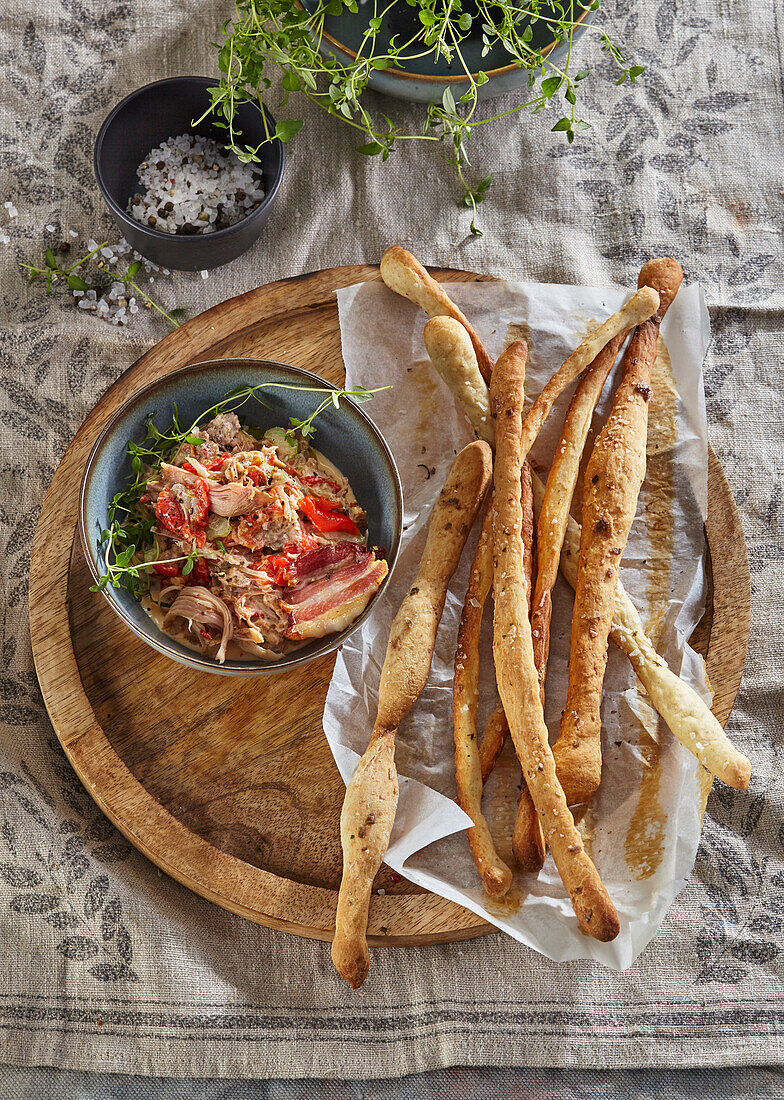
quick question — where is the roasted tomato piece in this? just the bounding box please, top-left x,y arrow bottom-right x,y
260,536 -> 316,586
299,495 -> 360,536
190,478 -> 210,527
155,488 -> 189,539
152,559 -> 180,578
184,451 -> 229,473
155,479 -> 210,547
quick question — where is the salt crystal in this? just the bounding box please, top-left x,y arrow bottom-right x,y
46,224 -> 55,232
68,229 -> 78,238
200,270 -> 208,279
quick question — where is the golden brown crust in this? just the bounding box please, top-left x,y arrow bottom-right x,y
380,246 -> 494,382
453,504 -> 513,896
490,340 -> 619,942
530,470 -> 751,791
519,287 -> 659,460
333,441 -> 493,988
331,727 -> 398,988
531,332 -> 625,699
471,468 -> 544,873
479,703 -> 508,783
423,317 -> 495,445
554,260 -> 684,806
377,440 -> 493,731
511,462 -> 545,872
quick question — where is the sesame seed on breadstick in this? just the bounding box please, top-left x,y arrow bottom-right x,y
453,505 -> 513,896
530,472 -> 751,791
490,340 -> 620,942
332,440 -> 493,988
554,259 -> 684,807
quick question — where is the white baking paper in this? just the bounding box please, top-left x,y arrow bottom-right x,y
325,278 -> 712,970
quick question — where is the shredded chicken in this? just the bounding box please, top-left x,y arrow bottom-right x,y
164,585 -> 233,662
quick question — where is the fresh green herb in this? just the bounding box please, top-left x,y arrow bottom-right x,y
20,242 -> 187,331
200,0 -> 640,234
92,381 -> 387,595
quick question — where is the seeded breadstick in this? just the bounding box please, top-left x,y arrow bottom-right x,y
530,472 -> 751,790
511,461 -> 546,872
453,505 -> 513,896
424,316 -> 495,444
332,440 -> 493,988
518,286 -> 659,461
411,286 -> 748,792
531,331 -> 626,700
554,259 -> 684,806
490,341 -> 620,941
479,705 -> 507,783
380,245 -> 494,381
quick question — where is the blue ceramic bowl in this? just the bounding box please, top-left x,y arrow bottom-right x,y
94,77 -> 285,271
299,1 -> 594,104
79,359 -> 403,676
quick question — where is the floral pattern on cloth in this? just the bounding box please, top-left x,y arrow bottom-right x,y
0,0 -> 781,1079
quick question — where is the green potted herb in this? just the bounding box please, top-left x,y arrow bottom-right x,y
203,0 -> 641,233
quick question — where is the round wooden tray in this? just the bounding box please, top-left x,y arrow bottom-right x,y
29,265 -> 750,945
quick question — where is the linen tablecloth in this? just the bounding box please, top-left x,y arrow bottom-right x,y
0,0 -> 782,1080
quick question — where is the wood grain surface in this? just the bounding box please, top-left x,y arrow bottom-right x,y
29,265 -> 750,945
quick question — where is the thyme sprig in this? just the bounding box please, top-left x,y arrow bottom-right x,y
20,243 -> 187,330
92,381 -> 387,594
201,0 -> 642,234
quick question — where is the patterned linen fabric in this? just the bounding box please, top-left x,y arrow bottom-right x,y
0,0 -> 782,1079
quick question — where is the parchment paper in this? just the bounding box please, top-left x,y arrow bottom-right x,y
325,279 -> 712,970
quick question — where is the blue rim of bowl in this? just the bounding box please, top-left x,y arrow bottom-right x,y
78,358 -> 403,675
300,2 -> 593,85
93,76 -> 285,246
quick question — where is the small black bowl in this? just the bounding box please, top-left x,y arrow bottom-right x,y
94,76 -> 285,271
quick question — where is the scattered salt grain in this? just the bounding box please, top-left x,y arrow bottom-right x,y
46,224 -> 55,232
200,270 -> 208,280
68,229 -> 78,238
4,202 -> 18,219
126,133 -> 265,235
0,232 -> 10,245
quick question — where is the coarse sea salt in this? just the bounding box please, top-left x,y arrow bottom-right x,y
127,133 -> 265,236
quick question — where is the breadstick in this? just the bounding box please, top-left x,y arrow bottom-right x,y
424,317 -> 494,444
479,704 -> 507,783
492,336 -> 623,863
518,286 -> 659,461
490,341 -> 620,941
332,440 -> 493,988
453,506 -> 513,896
530,473 -> 751,789
554,259 -> 684,806
411,287 -> 749,791
531,331 -> 626,699
511,461 -> 546,872
380,245 -> 494,381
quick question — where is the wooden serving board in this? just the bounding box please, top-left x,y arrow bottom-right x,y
29,265 -> 751,945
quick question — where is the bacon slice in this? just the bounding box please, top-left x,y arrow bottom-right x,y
282,556 -> 388,640
284,542 -> 364,584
